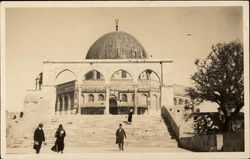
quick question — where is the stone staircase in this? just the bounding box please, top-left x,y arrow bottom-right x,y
8,115 -> 178,149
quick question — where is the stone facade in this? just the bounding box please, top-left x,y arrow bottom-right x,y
28,29 -> 192,116
42,59 -> 174,115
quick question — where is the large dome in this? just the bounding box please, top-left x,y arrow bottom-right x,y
85,31 -> 148,59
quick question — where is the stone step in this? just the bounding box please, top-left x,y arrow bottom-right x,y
7,114 -> 177,149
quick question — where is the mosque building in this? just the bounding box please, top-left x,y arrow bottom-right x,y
38,20 -> 191,116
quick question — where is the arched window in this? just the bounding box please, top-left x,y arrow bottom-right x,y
179,99 -> 183,105
141,94 -> 148,106
185,99 -> 189,105
121,94 -> 127,102
81,94 -> 85,104
98,94 -> 104,101
131,94 -> 135,102
174,98 -> 177,105
88,94 -> 94,102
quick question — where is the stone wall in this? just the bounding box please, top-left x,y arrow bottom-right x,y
222,131 -> 244,151
179,134 -> 217,151
161,106 -> 244,152
43,59 -> 172,115
178,132 -> 244,152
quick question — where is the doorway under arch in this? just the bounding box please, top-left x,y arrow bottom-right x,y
109,98 -> 118,115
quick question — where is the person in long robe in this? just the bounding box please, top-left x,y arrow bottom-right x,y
116,124 -> 126,151
127,109 -> 134,124
51,124 -> 66,153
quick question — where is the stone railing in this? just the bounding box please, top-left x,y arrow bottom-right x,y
161,106 -> 180,139
138,79 -> 160,89
110,79 -> 133,85
82,80 -> 106,86
161,106 -> 194,138
110,79 -> 134,90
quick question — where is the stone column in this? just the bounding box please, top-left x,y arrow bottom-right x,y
70,94 -> 73,115
59,97 -> 62,115
105,86 -> 110,115
78,86 -> 81,115
56,98 -> 60,115
64,95 -> 68,115
62,96 -> 65,115
149,92 -> 155,115
68,95 -> 71,115
74,91 -> 78,114
134,87 -> 138,115
156,95 -> 159,115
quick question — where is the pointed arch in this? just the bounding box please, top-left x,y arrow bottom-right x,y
140,94 -> 148,106
174,97 -> 177,106
179,98 -> 183,105
131,94 -> 135,102
98,94 -> 105,101
88,94 -> 94,102
109,94 -> 118,100
81,94 -> 85,105
55,69 -> 77,85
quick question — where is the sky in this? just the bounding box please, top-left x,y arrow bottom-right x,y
4,6 -> 243,111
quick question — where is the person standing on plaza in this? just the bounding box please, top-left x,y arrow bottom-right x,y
51,124 -> 66,153
33,123 -> 46,154
127,109 -> 134,124
116,124 -> 126,151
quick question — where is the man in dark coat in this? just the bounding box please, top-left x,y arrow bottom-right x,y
33,123 -> 46,154
116,124 -> 126,151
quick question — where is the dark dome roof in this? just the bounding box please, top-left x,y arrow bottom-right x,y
85,31 -> 148,59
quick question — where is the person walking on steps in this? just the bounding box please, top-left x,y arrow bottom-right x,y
33,123 -> 46,154
127,109 -> 134,124
116,124 -> 126,151
51,124 -> 66,154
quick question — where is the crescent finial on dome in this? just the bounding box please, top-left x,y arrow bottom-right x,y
115,19 -> 119,31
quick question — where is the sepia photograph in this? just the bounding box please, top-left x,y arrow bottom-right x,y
1,1 -> 249,159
